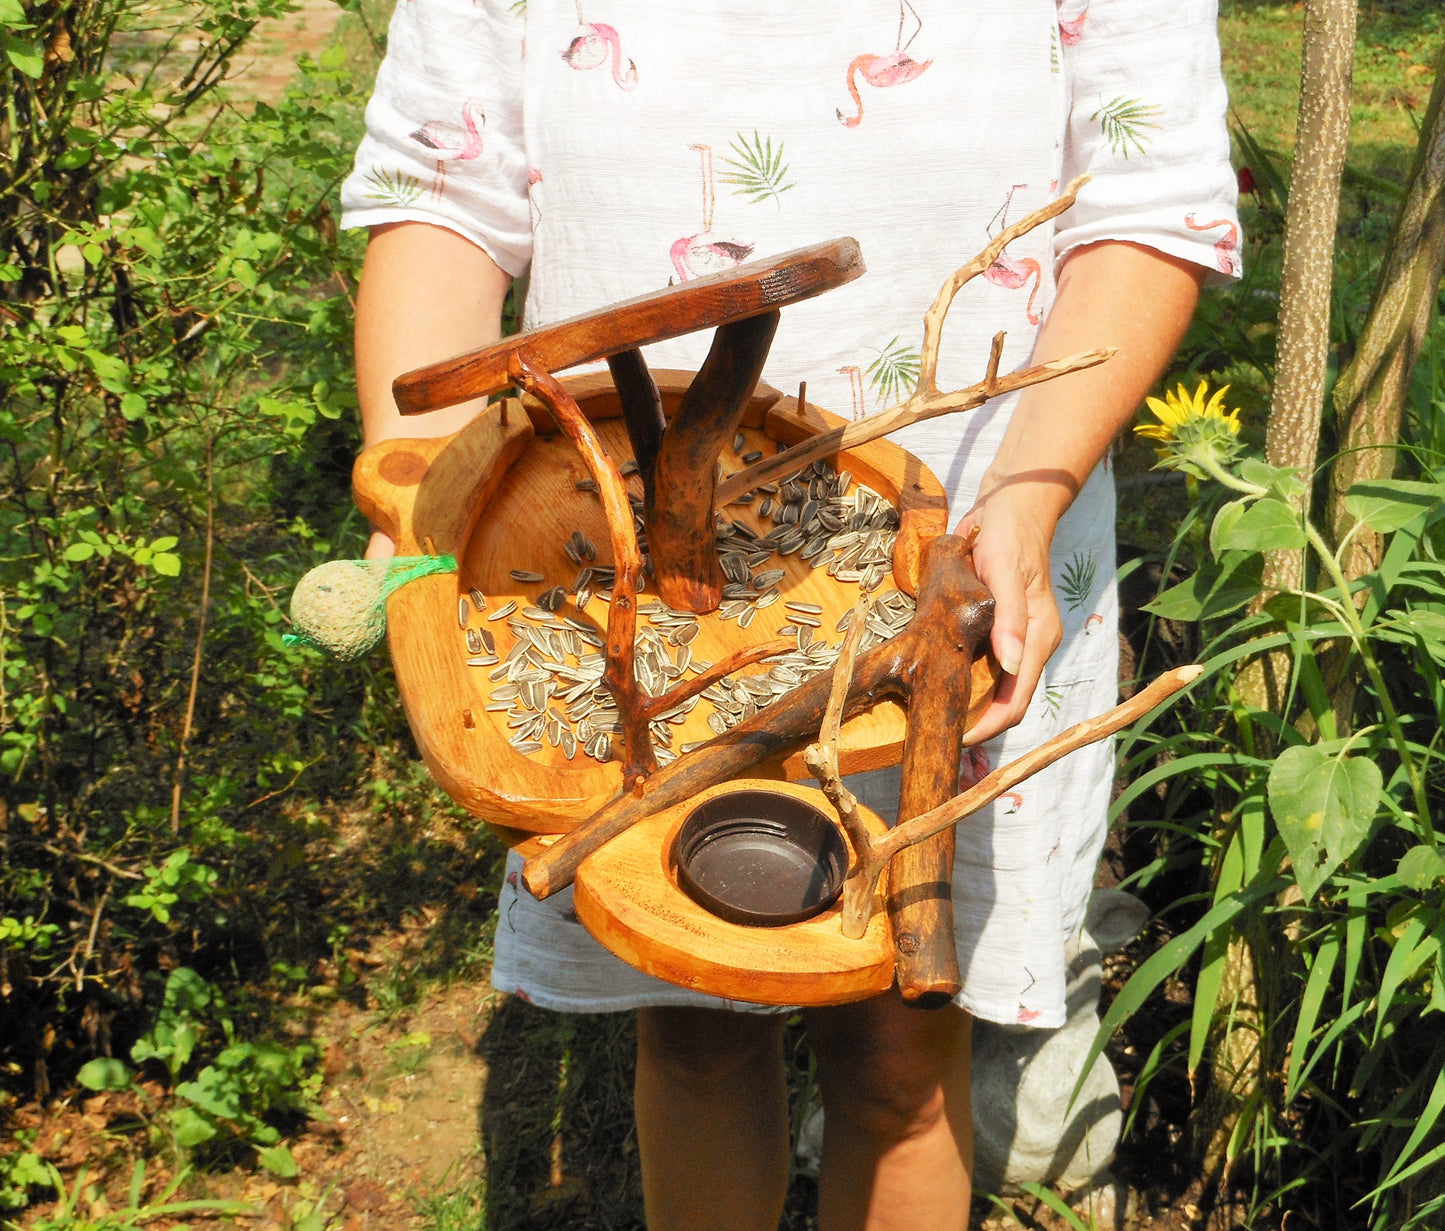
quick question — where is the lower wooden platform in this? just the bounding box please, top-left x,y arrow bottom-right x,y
573,780 -> 895,1006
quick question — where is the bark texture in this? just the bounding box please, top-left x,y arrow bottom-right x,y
1327,34 -> 1445,581
1264,0 -> 1357,592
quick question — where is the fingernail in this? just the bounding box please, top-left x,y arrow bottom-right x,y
999,638 -> 1023,676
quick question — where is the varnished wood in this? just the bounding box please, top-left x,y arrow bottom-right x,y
393,239 -> 865,416
606,349 -> 666,503
522,541 -> 1001,901
889,536 -> 994,1007
356,374 -> 947,834
573,780 -> 895,1006
647,311 -> 780,612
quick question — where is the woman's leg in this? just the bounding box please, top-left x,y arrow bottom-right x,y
805,992 -> 974,1231
634,1006 -> 790,1231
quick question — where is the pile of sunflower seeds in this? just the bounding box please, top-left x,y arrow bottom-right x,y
460,457 -> 915,765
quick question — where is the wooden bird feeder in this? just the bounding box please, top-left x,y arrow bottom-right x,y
353,178 -> 1199,1007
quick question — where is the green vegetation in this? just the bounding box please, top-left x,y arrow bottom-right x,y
0,0 -> 1441,1228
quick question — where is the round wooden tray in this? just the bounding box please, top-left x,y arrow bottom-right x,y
573,779 -> 894,1006
353,371 -> 949,836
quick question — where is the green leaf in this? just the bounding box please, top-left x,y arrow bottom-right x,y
1268,746 -> 1382,901
152,552 -> 181,577
149,535 -> 178,552
3,32 -> 42,78
63,543 -> 96,562
1344,479 -> 1445,534
1398,845 -> 1445,889
77,1057 -> 133,1091
318,43 -> 346,70
1211,496 -> 1306,552
120,392 -> 147,420
168,1105 -> 218,1148
1144,552 -> 1264,621
0,0 -> 30,25
256,1145 -> 299,1178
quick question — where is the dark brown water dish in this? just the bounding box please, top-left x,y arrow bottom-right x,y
673,788 -> 849,927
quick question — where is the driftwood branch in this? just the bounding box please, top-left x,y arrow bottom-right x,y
804,592 -> 876,936
646,312 -> 780,612
507,353 -> 658,790
714,178 -> 1100,504
838,665 -> 1203,932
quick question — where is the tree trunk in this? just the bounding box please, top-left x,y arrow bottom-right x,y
1264,0 -> 1357,593
1327,34 -> 1445,582
1211,0 -> 1358,1205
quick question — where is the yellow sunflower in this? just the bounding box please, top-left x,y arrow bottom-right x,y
1135,380 -> 1243,476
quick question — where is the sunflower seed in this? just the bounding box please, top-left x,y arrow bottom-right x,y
620,459 -> 639,477
488,600 -> 518,621
466,628 -> 483,654
575,477 -> 599,493
733,432 -> 747,453
458,597 -> 470,628
469,587 -> 487,612
510,569 -> 545,583
466,654 -> 500,667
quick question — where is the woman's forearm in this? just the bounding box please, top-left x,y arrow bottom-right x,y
973,240 -> 1206,524
957,240 -> 1207,742
355,220 -> 514,448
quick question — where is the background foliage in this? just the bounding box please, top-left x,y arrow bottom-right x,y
0,0 -> 1441,1227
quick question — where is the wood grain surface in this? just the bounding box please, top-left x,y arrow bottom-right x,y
573,779 -> 895,1006
392,238 -> 864,416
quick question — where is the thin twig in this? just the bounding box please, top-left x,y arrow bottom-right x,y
76,887 -> 109,993
639,639 -> 793,722
171,437 -> 214,835
804,593 -> 876,939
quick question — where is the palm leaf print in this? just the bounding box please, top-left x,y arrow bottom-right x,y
1059,551 -> 1097,612
1090,96 -> 1163,158
362,166 -> 424,208
509,0 -> 527,14
717,131 -> 795,209
865,337 -> 920,408
1044,688 -> 1065,719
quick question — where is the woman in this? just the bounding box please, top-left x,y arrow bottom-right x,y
341,3 -> 1238,1226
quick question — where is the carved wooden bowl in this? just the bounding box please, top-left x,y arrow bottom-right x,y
352,371 -> 951,840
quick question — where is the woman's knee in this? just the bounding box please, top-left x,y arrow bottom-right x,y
636,1007 -> 784,1089
808,1001 -> 972,1143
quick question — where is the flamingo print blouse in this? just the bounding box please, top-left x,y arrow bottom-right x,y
340,0 -> 1240,1028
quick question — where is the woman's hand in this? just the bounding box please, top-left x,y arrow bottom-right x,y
954,481 -> 1063,745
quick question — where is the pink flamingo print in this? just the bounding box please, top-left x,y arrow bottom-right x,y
1000,792 -> 1024,815
407,97 -> 486,200
527,166 -> 543,229
670,144 -> 753,282
1185,214 -> 1242,277
561,1 -> 637,91
1085,612 -> 1104,635
836,0 -> 932,128
983,185 -> 1045,325
1057,0 -> 1089,45
839,366 -> 866,421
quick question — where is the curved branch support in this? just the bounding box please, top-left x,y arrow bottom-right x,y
607,348 -> 667,507
639,638 -> 794,724
839,666 -> 1203,938
506,353 -> 657,789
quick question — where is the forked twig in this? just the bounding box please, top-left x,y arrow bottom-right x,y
715,177 -> 1102,505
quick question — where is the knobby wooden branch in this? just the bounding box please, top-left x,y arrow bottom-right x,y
714,177 -> 1102,505
638,638 -> 794,724
836,665 -> 1203,934
647,312 -> 780,611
